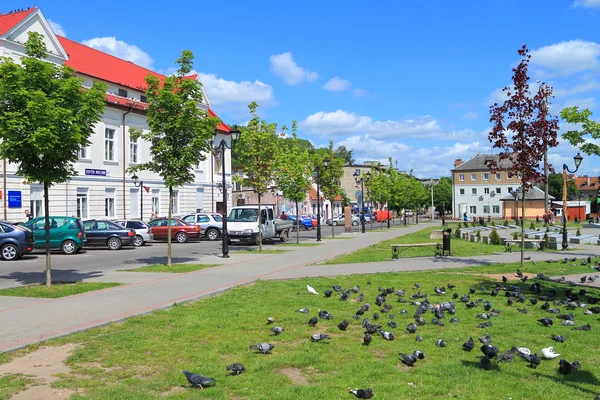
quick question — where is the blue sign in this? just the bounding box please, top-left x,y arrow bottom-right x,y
8,191 -> 21,208
85,169 -> 107,176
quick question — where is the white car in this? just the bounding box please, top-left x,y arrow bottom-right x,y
326,214 -> 359,226
182,213 -> 223,241
115,220 -> 154,246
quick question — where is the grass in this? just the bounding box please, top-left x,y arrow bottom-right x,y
0,374 -> 37,400
231,249 -> 289,254
12,260 -> 599,399
277,242 -> 322,247
0,282 -> 122,298
118,264 -> 220,273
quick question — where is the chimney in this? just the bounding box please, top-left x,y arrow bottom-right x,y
454,159 -> 462,167
588,176 -> 590,186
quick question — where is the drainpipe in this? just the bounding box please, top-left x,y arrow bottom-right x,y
122,107 -> 132,220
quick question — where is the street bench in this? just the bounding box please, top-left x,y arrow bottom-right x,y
503,238 -> 546,252
391,243 -> 442,259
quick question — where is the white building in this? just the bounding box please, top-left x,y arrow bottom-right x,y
0,7 -> 232,222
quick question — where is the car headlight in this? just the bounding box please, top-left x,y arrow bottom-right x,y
243,229 -> 253,234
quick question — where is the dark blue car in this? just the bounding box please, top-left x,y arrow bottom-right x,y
0,221 -> 35,261
288,215 -> 314,230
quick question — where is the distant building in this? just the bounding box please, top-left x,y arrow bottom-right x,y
500,186 -> 555,220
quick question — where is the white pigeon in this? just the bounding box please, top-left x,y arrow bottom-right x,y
541,347 -> 560,359
307,284 -> 319,295
517,347 -> 530,356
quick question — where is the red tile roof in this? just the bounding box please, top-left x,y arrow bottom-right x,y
0,7 -> 36,36
309,187 -> 342,201
105,93 -> 148,111
574,176 -> 600,191
208,108 -> 230,133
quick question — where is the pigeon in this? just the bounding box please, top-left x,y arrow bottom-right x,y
517,347 -> 530,356
538,317 -> 553,327
551,334 -> 565,343
518,308 -> 528,314
226,363 -> 245,375
558,359 -> 581,375
480,355 -> 493,370
311,333 -> 330,342
338,319 -> 349,331
480,344 -> 499,358
379,330 -> 395,340
340,292 -> 349,301
436,339 -> 447,347
502,276 -> 508,283
388,321 -> 397,329
357,293 -> 364,302
498,346 -> 518,362
267,317 -> 275,324
373,313 -> 380,321
478,321 -> 493,328
479,333 -> 492,345
363,333 -> 372,346
400,353 -> 418,367
182,370 -> 216,389
517,268 -> 524,278
541,347 -> 560,359
296,308 -> 309,314
324,289 -> 333,297
308,317 -> 318,327
507,297 -> 514,306
270,326 -> 284,335
448,283 -> 456,289
450,317 -> 459,323
562,320 -> 575,326
332,285 -> 343,292
406,323 -> 418,334
572,323 -> 591,331
415,335 -> 423,342
520,352 -> 541,368
463,337 -> 475,351
469,286 -> 476,294
318,310 -> 333,320
349,388 -> 374,399
352,285 -> 360,293
581,276 -> 587,283
307,284 -> 318,295
414,350 -> 425,360
249,343 -> 274,354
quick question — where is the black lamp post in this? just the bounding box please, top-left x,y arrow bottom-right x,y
353,170 -> 370,233
131,174 -> 143,222
562,152 -> 583,250
211,125 -> 241,258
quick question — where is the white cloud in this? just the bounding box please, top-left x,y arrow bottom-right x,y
322,77 -> 351,92
530,40 -> 600,76
198,73 -> 274,105
488,87 -> 509,105
269,52 -> 318,85
572,0 -> 600,8
82,37 -> 154,69
353,88 -> 375,99
48,19 -> 65,37
460,111 -> 480,121
554,79 -> 600,96
562,97 -> 597,110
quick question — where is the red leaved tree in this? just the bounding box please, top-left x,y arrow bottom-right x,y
488,45 -> 559,267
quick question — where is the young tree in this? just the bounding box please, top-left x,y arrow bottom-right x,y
129,50 -> 218,267
0,32 -> 107,287
561,107 -> 600,156
432,177 -> 453,225
313,141 -> 344,238
367,165 -> 391,229
546,173 -> 578,200
488,45 -> 559,267
275,121 -> 311,243
234,102 -> 282,251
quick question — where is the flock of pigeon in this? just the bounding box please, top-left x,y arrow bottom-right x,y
182,256 -> 599,399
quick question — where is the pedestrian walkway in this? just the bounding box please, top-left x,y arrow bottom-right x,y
1,222 -> 599,352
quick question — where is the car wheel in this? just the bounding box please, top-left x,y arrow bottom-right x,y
133,235 -> 144,247
175,232 -> 188,243
255,233 -> 263,246
61,240 -> 78,255
205,228 -> 219,241
333,221 -> 338,226
1,243 -> 19,261
107,237 -> 122,250
352,220 -> 359,226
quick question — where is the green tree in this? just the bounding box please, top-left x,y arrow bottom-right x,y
334,145 -> 355,165
0,32 -> 107,287
234,102 -> 282,251
432,177 -> 453,225
546,173 -> 578,200
366,164 -> 391,229
313,141 -> 344,238
561,107 -> 600,156
129,50 -> 217,266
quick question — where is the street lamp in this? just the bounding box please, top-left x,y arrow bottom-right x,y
210,125 -> 241,258
314,158 -> 328,242
562,152 -> 583,250
353,170 -> 369,233
131,174 -> 144,221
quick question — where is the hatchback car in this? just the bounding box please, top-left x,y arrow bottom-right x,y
0,221 -> 35,261
115,220 -> 154,246
83,220 -> 136,250
326,214 -> 359,226
147,218 -> 201,243
181,213 -> 223,241
22,216 -> 86,254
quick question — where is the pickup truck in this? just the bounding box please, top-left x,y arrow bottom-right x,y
227,205 -> 294,244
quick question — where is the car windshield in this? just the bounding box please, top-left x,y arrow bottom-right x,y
229,208 -> 258,222
212,214 -> 223,222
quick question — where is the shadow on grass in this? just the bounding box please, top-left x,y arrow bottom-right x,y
122,256 -> 197,265
533,371 -> 600,396
0,269 -> 105,286
460,359 -> 501,371
428,257 -> 496,266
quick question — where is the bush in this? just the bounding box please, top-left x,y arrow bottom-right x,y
543,233 -> 549,250
491,221 -> 496,227
546,226 -> 550,233
512,232 -> 519,240
458,222 -> 462,229
489,228 -> 502,245
576,227 -> 581,236
530,222 -> 535,230
476,231 -> 481,241
504,220 -> 509,226
454,227 -> 461,239
472,221 -> 477,227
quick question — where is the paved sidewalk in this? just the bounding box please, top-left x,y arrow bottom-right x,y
1,223 -> 600,352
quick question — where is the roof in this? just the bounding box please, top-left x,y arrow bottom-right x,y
0,8 -> 36,36
499,186 -> 553,201
309,187 -> 342,201
208,109 -> 230,133
574,176 -> 600,191
452,154 -> 513,172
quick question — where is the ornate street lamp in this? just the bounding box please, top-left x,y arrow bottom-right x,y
210,125 -> 241,258
562,152 -> 583,250
131,174 -> 144,221
314,158 -> 329,241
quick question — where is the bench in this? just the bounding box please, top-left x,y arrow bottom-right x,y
503,238 -> 546,252
391,243 -> 443,259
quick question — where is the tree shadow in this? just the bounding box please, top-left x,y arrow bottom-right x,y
0,269 -> 106,286
430,257 -> 495,265
122,256 -> 198,266
460,359 -> 501,371
533,371 -> 600,396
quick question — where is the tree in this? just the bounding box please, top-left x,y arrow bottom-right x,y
488,45 -> 559,267
334,145 -> 355,165
432,177 -> 452,225
313,141 -> 344,238
0,32 -> 106,287
561,107 -> 600,156
366,164 -> 391,229
546,173 -> 578,200
233,102 -> 282,251
129,50 -> 217,267
275,121 -> 311,244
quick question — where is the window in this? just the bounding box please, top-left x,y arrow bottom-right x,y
484,188 -> 490,194
79,146 -> 89,159
493,205 -> 500,213
459,174 -> 464,182
118,88 -> 128,97
471,173 -> 476,181
483,173 -> 489,181
105,188 -> 115,218
171,190 -> 179,214
140,94 -> 147,103
198,215 -> 210,223
105,128 -> 116,161
472,188 -> 477,195
130,137 -> 138,164
76,188 -> 88,219
508,187 -> 513,194
130,189 -> 139,218
483,205 -> 490,213
196,189 -> 204,213
495,173 -> 501,180
496,188 -> 501,194
459,189 -> 465,195
152,189 -> 160,216
30,186 -> 43,218
469,206 -> 477,214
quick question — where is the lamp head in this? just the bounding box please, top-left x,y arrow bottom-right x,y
230,126 -> 241,143
366,171 -> 371,180
323,158 -> 330,167
131,174 -> 138,185
574,152 -> 583,169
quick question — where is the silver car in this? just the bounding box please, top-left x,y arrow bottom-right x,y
115,220 -> 154,246
182,213 -> 223,241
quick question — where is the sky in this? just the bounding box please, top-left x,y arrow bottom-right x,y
11,0 -> 600,178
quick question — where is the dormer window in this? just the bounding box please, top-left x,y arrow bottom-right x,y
140,94 -> 147,103
118,88 -> 128,97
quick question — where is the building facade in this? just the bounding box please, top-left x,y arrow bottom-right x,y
0,8 -> 231,222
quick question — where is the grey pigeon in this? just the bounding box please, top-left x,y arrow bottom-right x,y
414,350 -> 425,359
338,319 -> 349,331
520,352 -> 541,368
436,339 -> 447,347
479,333 -> 492,345
318,310 -> 333,320
450,317 -> 459,323
551,334 -> 565,343
225,363 -> 245,375
538,317 -> 553,327
480,344 -> 499,358
357,293 -> 364,302
270,326 -> 284,335
406,323 -> 418,334
388,321 -> 397,328
480,355 -> 492,370
311,333 -> 330,342
363,333 -> 372,346
558,359 -> 581,375
379,330 -> 395,340
249,343 -> 274,354
349,388 -> 374,399
498,346 -> 518,362
400,353 -> 418,367
340,292 -> 349,301
183,370 -> 216,389
296,308 -> 309,313
332,285 -> 343,292
415,335 -> 423,342
308,316 -> 318,327
573,323 -> 591,331
324,289 -> 333,297
463,337 -> 474,351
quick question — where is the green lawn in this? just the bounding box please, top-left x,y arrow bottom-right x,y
119,264 -> 220,273
231,249 -> 289,254
0,374 -> 36,400
0,282 -> 122,298
6,261 -> 598,399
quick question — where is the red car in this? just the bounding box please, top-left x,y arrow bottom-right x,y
147,218 -> 200,243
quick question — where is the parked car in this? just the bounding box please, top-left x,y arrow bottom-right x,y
147,218 -> 201,243
288,215 -> 313,230
326,214 -> 359,226
22,216 -> 86,254
115,220 -> 154,246
0,221 -> 35,261
82,220 -> 135,250
181,213 -> 223,241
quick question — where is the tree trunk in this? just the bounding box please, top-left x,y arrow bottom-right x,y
295,200 -> 300,244
331,201 -> 335,238
167,185 -> 173,267
258,193 -> 262,252
44,181 -> 51,288
441,205 -> 446,226
520,184 -> 525,268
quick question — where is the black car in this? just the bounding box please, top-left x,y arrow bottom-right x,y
83,220 -> 136,250
0,221 -> 35,260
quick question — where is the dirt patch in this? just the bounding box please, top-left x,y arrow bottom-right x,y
78,361 -> 119,373
278,367 -> 309,385
161,386 -> 186,397
472,272 -> 537,281
0,344 -> 79,399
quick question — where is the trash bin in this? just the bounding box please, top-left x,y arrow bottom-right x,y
442,228 -> 452,256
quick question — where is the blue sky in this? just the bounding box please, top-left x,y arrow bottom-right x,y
16,0 -> 600,178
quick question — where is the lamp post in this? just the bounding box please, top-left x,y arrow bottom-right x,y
562,152 -> 583,250
353,170 -> 369,233
314,159 -> 327,241
131,174 -> 143,222
210,125 -> 241,258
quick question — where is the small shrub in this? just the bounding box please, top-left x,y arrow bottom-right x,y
576,227 -> 581,236
491,221 -> 496,227
458,222 -> 462,229
472,221 -> 477,227
512,232 -> 519,240
546,226 -> 550,233
543,233 -> 549,250
530,222 -> 535,230
476,231 -> 481,241
503,220 -> 509,226
489,228 -> 502,245
454,227 -> 461,238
